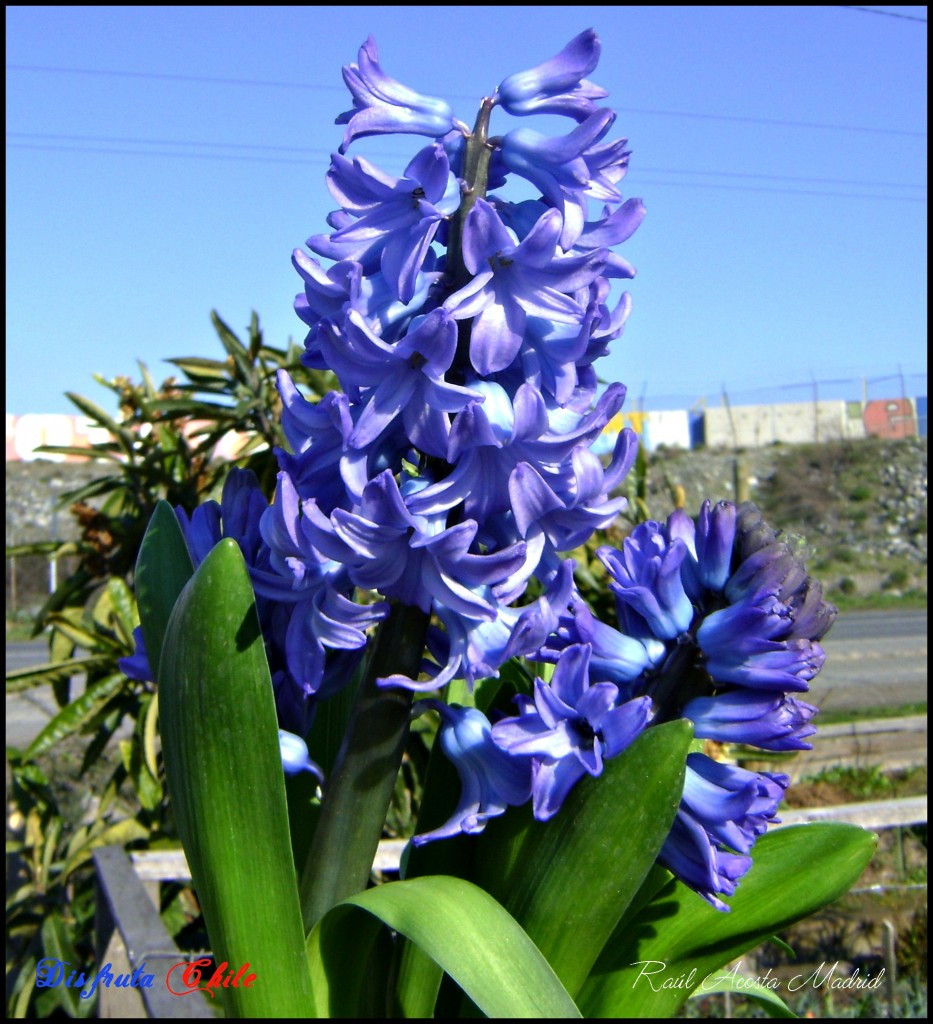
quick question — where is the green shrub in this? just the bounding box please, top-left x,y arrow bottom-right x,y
883,567 -> 911,590
5,311 -> 333,1018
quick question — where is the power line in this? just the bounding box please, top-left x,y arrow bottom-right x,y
5,63 -> 925,139
620,105 -> 923,138
840,6 -> 928,22
6,141 -> 334,169
7,140 -> 926,202
5,62 -> 350,93
639,164 -> 923,191
7,130 -> 340,157
7,131 -> 927,192
637,178 -> 924,201
631,370 -> 928,409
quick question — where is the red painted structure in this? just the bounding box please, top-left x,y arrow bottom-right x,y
863,398 -> 916,440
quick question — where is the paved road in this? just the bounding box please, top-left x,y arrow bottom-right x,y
5,608 -> 928,749
823,608 -> 927,642
810,608 -> 927,713
7,642 -> 96,750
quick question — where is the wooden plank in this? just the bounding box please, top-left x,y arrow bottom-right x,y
373,838 -> 407,873
132,837 -> 410,881
775,795 -> 927,830
130,849 -> 191,882
816,715 -> 927,738
743,714 -> 928,780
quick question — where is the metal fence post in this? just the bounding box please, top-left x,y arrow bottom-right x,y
93,846 -> 213,1018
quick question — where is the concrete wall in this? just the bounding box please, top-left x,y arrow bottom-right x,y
702,400 -> 867,448
641,409 -> 691,450
592,409 -> 689,455
5,413 -> 253,462
5,413 -> 111,462
9,399 -> 923,462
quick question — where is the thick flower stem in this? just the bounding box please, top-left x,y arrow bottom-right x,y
447,98 -> 495,377
299,602 -> 430,932
642,622 -> 713,724
446,97 -> 494,289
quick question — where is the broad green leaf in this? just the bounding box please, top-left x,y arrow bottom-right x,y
5,656 -> 113,693
247,310 -> 263,359
99,577 -> 139,647
493,657 -> 535,701
392,939 -> 444,1019
578,823 -> 877,1018
305,901 -> 393,1017
6,539 -> 66,557
154,422 -> 184,455
49,610 -> 84,660
43,475 -> 123,506
298,604 -> 427,932
76,690 -> 140,773
64,392 -> 135,455
41,816 -> 63,887
167,355 -> 233,381
61,818 -> 150,880
47,613 -> 119,653
138,358 -> 158,397
134,500 -> 194,681
283,662 -> 362,872
158,539 -> 313,1017
308,875 -> 581,1019
24,673 -> 126,759
143,692 -> 160,779
11,955 -> 37,1018
41,916 -> 95,1017
119,732 -> 161,812
30,445 -> 123,462
468,720 -> 693,999
149,396 -> 242,417
211,311 -> 256,384
690,975 -> 796,1018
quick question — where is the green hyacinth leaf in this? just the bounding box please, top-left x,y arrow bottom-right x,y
465,719 -> 693,999
391,939 -> 445,1019
135,499 -> 194,681
158,539 -> 313,1018
307,875 -> 581,1018
689,975 -> 796,1018
578,822 -> 877,1018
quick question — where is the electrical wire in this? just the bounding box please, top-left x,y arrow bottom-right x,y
5,62 -> 925,138
6,130 -> 927,193
840,6 -> 928,22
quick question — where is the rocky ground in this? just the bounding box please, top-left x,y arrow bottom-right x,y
638,434 -> 927,606
5,434 -> 928,612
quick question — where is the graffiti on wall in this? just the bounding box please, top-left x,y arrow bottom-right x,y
862,399 -> 916,440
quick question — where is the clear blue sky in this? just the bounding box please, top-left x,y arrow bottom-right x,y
6,5 -> 928,417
